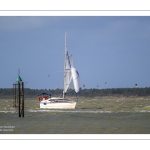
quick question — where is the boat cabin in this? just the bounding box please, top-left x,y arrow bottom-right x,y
38,93 -> 51,101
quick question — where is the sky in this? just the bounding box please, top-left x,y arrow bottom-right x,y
0,16 -> 150,89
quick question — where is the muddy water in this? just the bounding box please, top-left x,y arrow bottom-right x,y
0,96 -> 150,134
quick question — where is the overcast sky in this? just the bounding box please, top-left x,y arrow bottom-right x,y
0,16 -> 150,89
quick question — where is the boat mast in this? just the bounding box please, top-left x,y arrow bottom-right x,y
63,32 -> 67,99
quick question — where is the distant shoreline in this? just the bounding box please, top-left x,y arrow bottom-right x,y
1,95 -> 150,100
1,87 -> 150,98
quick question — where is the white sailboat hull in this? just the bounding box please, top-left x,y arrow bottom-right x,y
39,33 -> 79,109
40,100 -> 76,109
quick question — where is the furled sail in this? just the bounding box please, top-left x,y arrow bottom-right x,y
71,66 -> 80,93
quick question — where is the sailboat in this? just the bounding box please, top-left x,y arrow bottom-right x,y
39,33 -> 80,109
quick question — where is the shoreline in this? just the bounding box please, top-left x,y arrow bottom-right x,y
1,95 -> 150,100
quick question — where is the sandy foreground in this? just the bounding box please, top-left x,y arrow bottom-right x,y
0,96 -> 150,111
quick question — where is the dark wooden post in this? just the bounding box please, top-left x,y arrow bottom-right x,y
22,82 -> 24,117
13,77 -> 24,117
18,82 -> 21,117
13,83 -> 17,107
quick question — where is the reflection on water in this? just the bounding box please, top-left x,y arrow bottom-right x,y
0,96 -> 150,134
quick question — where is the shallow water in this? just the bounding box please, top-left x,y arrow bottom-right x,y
0,97 -> 150,134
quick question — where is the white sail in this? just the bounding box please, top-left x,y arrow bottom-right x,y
63,55 -> 72,93
63,32 -> 73,93
63,32 -> 80,96
71,66 -> 80,93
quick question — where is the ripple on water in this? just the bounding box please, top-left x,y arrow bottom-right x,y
26,109 -> 150,114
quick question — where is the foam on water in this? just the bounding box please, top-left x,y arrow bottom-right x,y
27,109 -> 150,113
1,109 -> 150,114
0,110 -> 17,113
27,109 -> 113,113
135,110 -> 150,113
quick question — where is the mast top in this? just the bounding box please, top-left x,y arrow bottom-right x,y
65,32 -> 67,51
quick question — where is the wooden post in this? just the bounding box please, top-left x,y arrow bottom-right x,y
13,84 -> 17,107
18,82 -> 21,117
22,82 -> 24,117
13,81 -> 24,117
